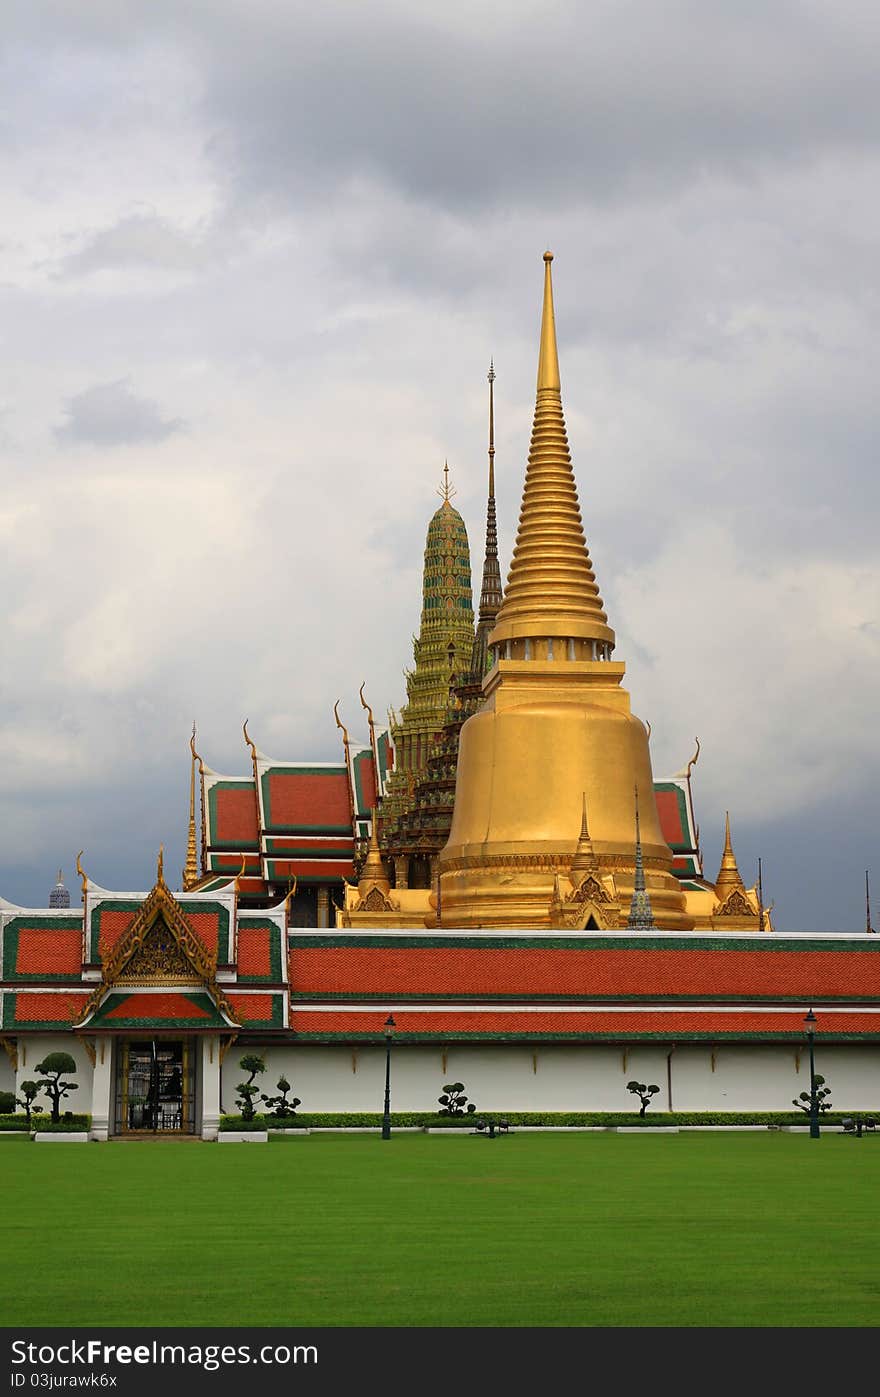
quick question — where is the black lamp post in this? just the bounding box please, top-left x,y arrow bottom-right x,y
804,1007 -> 820,1139
381,1015 -> 396,1140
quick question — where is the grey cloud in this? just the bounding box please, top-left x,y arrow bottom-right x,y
55,379 -> 185,446
56,213 -> 204,278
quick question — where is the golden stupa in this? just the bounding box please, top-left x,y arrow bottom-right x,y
436,252 -> 694,930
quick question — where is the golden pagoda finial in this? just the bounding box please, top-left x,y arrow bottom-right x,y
569,792 -> 598,885
437,460 -> 456,503
714,812 -> 745,896
183,722 -> 199,890
157,845 -> 165,886
537,251 -> 560,393
357,809 -> 390,897
489,252 -> 615,653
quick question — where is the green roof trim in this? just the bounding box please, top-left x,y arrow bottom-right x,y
286,934 -> 880,953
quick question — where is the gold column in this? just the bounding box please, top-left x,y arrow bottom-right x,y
317,885 -> 330,929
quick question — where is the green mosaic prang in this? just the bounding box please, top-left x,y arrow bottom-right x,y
2,916 -> 84,982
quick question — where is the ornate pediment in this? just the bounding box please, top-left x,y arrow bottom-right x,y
117,917 -> 196,984
359,886 -> 399,913
569,874 -> 612,907
565,873 -> 621,929
73,859 -> 237,1029
714,887 -> 756,920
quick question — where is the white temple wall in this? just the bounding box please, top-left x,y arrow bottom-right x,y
14,1035 -> 95,1115
0,1049 -> 15,1096
221,1042 -> 880,1114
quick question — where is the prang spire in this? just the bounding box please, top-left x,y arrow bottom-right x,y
627,786 -> 655,930
471,360 -> 504,677
489,252 -> 615,654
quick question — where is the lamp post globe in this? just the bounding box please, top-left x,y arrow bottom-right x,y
381,1015 -> 396,1141
803,1008 -> 820,1140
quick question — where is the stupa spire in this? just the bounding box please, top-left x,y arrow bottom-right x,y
537,252 -> 560,392
489,252 -> 615,653
471,360 -> 504,677
714,812 -> 745,896
627,787 -> 655,930
357,812 -> 391,896
569,792 -> 598,884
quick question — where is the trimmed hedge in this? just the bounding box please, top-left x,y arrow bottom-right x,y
0,1092 -> 15,1114
219,1109 -> 876,1132
0,1113 -> 91,1133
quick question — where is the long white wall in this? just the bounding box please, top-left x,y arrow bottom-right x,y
6,1037 -> 877,1124
221,1042 -> 880,1115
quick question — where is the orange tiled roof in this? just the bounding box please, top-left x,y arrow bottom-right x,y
289,1008 -> 880,1038
288,946 -> 880,1000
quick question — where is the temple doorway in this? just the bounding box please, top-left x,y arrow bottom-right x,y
113,1039 -> 196,1135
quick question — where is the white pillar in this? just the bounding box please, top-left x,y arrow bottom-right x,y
90,1037 -> 112,1141
201,1036 -> 221,1140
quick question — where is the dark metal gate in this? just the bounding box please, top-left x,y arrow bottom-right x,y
114,1039 -> 195,1134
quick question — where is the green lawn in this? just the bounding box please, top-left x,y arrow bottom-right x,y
2,1132 -> 878,1326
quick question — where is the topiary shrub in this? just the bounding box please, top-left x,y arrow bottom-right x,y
35,1053 -> 78,1123
438,1082 -> 477,1117
626,1081 -> 660,1118
15,1081 -> 41,1128
235,1054 -> 266,1122
793,1074 -> 833,1114
0,1091 -> 15,1115
261,1075 -> 302,1119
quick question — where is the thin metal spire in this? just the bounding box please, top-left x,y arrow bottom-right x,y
627,785 -> 655,930
867,870 -> 874,934
183,721 -> 200,890
471,360 -> 504,676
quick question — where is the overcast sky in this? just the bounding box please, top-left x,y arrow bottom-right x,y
1,1 -> 878,929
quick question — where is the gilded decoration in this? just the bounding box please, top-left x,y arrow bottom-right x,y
558,873 -> 621,930
0,1035 -> 18,1070
359,886 -> 399,913
74,862 -> 238,1029
714,887 -> 756,920
117,918 -> 196,983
